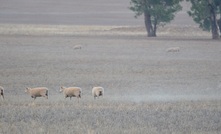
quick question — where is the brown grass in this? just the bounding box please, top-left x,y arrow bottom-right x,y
0,25 -> 221,133
1,98 -> 221,134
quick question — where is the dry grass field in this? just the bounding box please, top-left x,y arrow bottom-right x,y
1,0 -> 221,133
0,25 -> 221,134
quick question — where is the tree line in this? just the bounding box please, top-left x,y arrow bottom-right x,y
130,0 -> 221,39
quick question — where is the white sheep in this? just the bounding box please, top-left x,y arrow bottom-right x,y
25,87 -> 48,100
0,86 -> 4,100
92,87 -> 104,99
59,86 -> 82,103
73,45 -> 82,50
166,47 -> 180,52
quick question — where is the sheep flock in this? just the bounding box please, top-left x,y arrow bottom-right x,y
0,86 -> 104,103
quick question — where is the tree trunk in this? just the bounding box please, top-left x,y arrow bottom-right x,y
144,12 -> 156,37
218,19 -> 221,36
218,4 -> 221,36
210,11 -> 219,39
208,1 -> 219,39
153,18 -> 157,37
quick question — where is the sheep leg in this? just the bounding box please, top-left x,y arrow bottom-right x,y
31,97 -> 36,105
99,91 -> 102,96
44,93 -> 48,99
45,91 -> 48,99
31,96 -> 36,100
1,91 -> 4,100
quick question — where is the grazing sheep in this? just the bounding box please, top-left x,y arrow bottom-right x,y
25,87 -> 48,100
166,47 -> 180,52
73,45 -> 82,50
0,86 -> 4,100
92,87 -> 104,99
60,86 -> 82,102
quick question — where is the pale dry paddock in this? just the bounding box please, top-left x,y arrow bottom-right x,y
0,24 -> 221,133
25,87 -> 48,100
0,86 -> 4,100
59,86 -> 82,103
92,87 -> 104,99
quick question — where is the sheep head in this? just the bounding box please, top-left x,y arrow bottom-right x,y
25,87 -> 30,93
59,86 -> 66,93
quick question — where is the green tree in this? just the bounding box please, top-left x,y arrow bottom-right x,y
129,0 -> 182,37
187,0 -> 221,39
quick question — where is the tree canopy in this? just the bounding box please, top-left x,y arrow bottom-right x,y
187,0 -> 221,39
130,0 -> 183,37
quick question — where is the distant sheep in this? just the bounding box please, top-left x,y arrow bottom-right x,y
92,87 -> 104,99
166,47 -> 180,52
25,87 -> 48,100
60,86 -> 82,102
73,45 -> 82,50
0,86 -> 4,100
